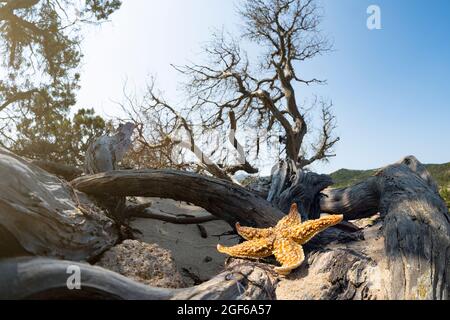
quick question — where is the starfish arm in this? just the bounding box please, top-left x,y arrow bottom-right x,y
273,238 -> 305,275
290,214 -> 344,244
235,223 -> 273,240
217,238 -> 273,259
276,203 -> 302,230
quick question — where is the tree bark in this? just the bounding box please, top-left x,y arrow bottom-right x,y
267,160 -> 291,204
71,170 -> 285,228
276,170 -> 333,220
0,148 -> 118,261
267,160 -> 334,220
0,257 -> 276,300
30,160 -> 83,181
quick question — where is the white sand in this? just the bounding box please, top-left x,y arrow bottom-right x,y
130,198 -> 239,286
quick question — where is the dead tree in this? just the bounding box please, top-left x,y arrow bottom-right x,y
112,1 -> 338,197
169,0 -> 339,202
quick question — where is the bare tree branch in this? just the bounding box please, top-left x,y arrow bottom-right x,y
298,100 -> 340,167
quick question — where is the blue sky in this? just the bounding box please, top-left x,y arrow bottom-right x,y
76,0 -> 450,174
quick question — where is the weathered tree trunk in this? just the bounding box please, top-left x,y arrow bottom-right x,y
276,170 -> 333,220
282,156 -> 450,300
267,160 -> 291,204
0,257 -> 276,300
71,170 -> 285,228
0,148 -> 118,261
267,160 -> 333,220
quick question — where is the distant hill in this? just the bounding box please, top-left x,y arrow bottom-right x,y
330,162 -> 450,207
329,168 -> 376,189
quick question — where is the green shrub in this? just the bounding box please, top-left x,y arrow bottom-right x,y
440,187 -> 450,209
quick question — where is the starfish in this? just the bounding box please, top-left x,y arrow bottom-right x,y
217,203 -> 343,275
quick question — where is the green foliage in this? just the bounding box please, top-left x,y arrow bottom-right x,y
424,163 -> 450,187
440,187 -> 450,208
329,169 -> 376,189
86,0 -> 122,20
0,0 -> 121,163
12,108 -> 108,166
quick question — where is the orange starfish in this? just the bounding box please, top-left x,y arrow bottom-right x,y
217,203 -> 343,275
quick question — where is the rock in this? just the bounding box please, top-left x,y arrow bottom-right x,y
95,240 -> 186,289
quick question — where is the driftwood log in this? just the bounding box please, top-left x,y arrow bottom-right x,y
0,148 -> 118,261
0,257 -> 276,300
0,146 -> 448,300
71,170 -> 285,228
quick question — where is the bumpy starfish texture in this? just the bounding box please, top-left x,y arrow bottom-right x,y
217,203 -> 343,275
